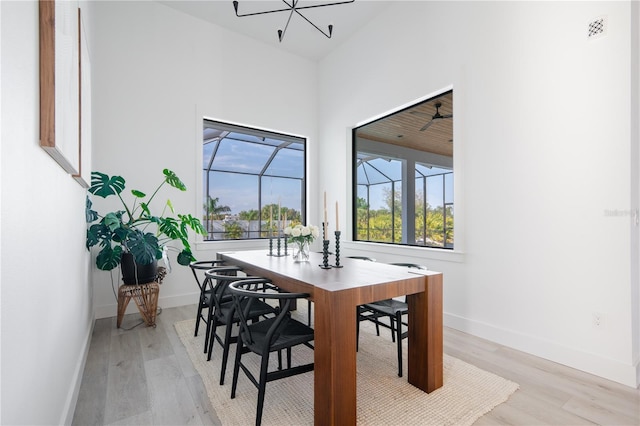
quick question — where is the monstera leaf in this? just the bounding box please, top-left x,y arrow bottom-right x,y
177,249 -> 195,266
89,172 -> 126,198
163,169 -> 186,191
127,230 -> 161,265
180,213 -> 207,235
157,217 -> 183,241
85,197 -> 98,223
96,245 -> 123,271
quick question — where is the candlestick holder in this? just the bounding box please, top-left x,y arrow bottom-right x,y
332,231 -> 343,268
268,237 -> 273,256
284,238 -> 288,256
319,240 -> 331,269
276,236 -> 282,256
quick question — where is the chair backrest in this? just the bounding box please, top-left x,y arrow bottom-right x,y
228,278 -> 310,348
189,260 -> 227,291
204,267 -> 251,311
389,262 -> 427,270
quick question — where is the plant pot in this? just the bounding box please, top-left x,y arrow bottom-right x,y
121,252 -> 158,285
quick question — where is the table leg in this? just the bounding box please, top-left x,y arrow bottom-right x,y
313,289 -> 357,425
407,273 -> 443,392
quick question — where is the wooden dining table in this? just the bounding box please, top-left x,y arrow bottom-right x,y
218,249 -> 443,426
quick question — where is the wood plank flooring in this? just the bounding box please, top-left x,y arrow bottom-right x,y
72,304 -> 639,425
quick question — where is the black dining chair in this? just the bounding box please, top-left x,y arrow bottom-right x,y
189,260 -> 229,337
198,265 -> 244,352
204,270 -> 277,386
228,278 -> 315,426
357,262 -> 427,377
346,256 -> 385,336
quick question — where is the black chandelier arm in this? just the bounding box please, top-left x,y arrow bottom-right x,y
233,1 -> 292,17
233,0 -> 354,17
277,7 -> 296,41
294,9 -> 333,38
233,0 -> 354,42
283,0 -> 355,12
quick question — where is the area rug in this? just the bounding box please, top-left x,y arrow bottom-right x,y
175,311 -> 518,426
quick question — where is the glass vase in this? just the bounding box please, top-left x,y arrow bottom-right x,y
292,240 -> 310,262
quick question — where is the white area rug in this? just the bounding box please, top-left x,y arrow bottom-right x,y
175,311 -> 518,425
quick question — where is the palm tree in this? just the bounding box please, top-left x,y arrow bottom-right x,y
204,196 -> 231,220
238,209 -> 259,220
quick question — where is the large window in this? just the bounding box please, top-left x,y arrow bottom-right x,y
353,90 -> 453,249
203,120 -> 306,240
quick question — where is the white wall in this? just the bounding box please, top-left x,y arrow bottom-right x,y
1,1 -> 95,424
631,0 -> 640,386
89,1 -> 319,318
318,1 -> 639,387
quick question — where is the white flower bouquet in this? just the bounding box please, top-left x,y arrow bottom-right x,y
284,224 -> 320,244
284,224 -> 320,261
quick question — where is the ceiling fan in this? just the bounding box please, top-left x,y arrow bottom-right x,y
416,102 -> 453,132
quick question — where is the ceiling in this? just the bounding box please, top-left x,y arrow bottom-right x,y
356,91 -> 453,158
158,0 -> 392,61
158,1 -> 452,157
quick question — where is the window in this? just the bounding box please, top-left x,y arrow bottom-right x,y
203,120 -> 306,240
353,90 -> 453,249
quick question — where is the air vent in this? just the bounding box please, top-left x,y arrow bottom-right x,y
588,16 -> 607,39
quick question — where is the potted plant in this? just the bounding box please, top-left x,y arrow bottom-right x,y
86,169 -> 206,284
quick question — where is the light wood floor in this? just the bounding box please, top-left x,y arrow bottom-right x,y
72,304 -> 640,425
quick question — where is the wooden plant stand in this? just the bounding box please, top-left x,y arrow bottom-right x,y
117,267 -> 166,328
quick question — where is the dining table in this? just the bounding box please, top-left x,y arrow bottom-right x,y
218,249 -> 443,426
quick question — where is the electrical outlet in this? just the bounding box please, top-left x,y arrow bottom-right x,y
592,312 -> 603,327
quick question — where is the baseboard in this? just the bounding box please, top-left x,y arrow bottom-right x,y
444,312 -> 639,388
94,291 -> 198,320
60,309 -> 95,425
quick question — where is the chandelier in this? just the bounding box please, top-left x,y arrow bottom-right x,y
232,0 -> 355,42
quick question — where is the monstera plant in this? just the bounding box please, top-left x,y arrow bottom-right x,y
86,169 -> 206,283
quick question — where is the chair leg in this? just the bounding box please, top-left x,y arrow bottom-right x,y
255,353 -> 271,426
390,316 -> 396,342
206,318 -> 219,359
219,321 -> 234,384
307,300 -> 312,325
195,303 -> 204,337
204,308 -> 214,353
230,337 -> 244,399
396,311 -> 403,377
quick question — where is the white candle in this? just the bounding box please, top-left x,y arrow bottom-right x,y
323,191 -> 328,238
335,201 -> 339,232
323,191 -> 327,225
270,205 -> 273,237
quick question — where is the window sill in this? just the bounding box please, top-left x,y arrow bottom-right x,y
341,240 -> 465,263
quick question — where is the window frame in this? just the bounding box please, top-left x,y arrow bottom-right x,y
351,90 -> 454,250
202,119 -> 307,241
